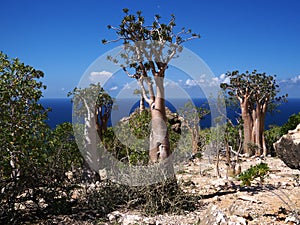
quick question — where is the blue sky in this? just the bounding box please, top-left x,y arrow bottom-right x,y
1,0 -> 300,98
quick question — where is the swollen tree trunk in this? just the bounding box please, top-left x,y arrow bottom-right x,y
95,107 -> 110,141
251,109 -> 256,144
82,107 -> 101,182
149,76 -> 170,163
240,100 -> 253,156
260,103 -> 268,156
252,102 -> 268,156
255,105 -> 263,156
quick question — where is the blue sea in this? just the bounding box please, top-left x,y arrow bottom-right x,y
40,98 -> 300,129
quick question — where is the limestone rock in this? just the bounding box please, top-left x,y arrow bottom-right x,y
285,214 -> 300,224
274,124 -> 300,170
200,204 -> 228,225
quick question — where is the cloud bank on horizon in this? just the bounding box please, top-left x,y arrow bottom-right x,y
88,70 -> 300,99
278,74 -> 300,98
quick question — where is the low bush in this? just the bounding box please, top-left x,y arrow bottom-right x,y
237,162 -> 270,186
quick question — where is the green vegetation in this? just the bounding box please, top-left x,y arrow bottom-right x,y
237,162 -> 270,186
264,125 -> 282,155
0,52 -> 83,223
68,83 -> 114,140
280,112 -> 300,136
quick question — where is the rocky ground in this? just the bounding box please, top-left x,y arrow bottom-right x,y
100,156 -> 300,225
30,156 -> 300,225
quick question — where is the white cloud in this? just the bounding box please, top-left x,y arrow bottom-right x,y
164,80 -> 180,88
276,75 -> 300,98
185,79 -> 197,87
90,70 -> 113,82
185,74 -> 229,88
208,74 -> 230,87
279,75 -> 300,84
219,73 -> 226,80
291,75 -> 300,83
185,78 -> 205,87
123,83 -> 131,89
109,86 -> 118,91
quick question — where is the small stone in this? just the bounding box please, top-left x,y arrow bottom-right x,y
89,183 -> 96,189
65,171 -> 73,180
213,196 -> 221,201
285,215 -> 300,224
107,210 -> 122,222
269,173 -> 281,179
107,213 -> 116,222
119,214 -> 142,225
71,189 -> 80,199
99,169 -> 107,180
282,182 -> 289,188
201,204 -> 228,224
229,215 -> 247,225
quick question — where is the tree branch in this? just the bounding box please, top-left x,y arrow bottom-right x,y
137,77 -> 152,105
122,67 -> 139,79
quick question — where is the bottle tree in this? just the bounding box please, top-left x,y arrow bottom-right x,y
102,9 -> 200,163
221,70 -> 287,156
68,83 -> 114,181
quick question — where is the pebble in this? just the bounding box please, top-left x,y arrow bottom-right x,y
285,215 -> 300,224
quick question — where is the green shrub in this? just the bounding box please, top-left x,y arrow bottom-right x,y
0,53 -> 86,224
237,162 -> 270,186
280,112 -> 300,136
265,125 -> 282,155
0,52 -> 50,222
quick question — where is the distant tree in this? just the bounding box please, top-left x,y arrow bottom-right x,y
103,9 -> 200,163
133,88 -> 146,112
178,101 -> 209,154
221,70 -> 287,156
